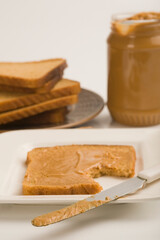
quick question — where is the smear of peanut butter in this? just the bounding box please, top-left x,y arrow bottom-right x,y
127,12 -> 160,20
113,12 -> 160,36
32,197 -> 110,227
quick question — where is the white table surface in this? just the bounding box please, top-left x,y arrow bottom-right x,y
0,0 -> 160,239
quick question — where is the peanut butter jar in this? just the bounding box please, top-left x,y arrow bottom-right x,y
107,12 -> 160,126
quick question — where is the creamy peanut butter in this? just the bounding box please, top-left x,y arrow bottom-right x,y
107,12 -> 160,126
113,12 -> 160,35
23,145 -> 136,195
32,198 -> 110,227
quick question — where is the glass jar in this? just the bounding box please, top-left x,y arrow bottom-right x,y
107,12 -> 160,126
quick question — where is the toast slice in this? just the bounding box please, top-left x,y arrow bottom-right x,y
7,107 -> 68,126
23,145 -> 136,195
0,95 -> 78,125
0,59 -> 67,88
0,73 -> 63,94
0,79 -> 80,113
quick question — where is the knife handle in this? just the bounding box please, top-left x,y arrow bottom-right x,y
138,164 -> 160,183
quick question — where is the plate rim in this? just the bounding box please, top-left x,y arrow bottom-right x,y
0,128 -> 160,205
53,88 -> 104,129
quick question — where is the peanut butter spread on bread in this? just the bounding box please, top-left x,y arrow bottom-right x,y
23,145 -> 136,195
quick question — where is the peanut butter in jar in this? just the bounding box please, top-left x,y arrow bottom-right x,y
107,12 -> 160,126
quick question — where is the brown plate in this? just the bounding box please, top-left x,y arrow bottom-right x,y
0,89 -> 104,131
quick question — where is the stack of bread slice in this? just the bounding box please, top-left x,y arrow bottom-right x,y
0,59 -> 81,126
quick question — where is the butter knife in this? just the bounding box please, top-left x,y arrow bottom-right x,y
32,164 -> 160,227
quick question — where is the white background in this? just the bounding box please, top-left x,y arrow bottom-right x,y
0,0 -> 160,239
0,0 -> 159,100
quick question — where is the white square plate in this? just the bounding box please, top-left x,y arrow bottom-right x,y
0,128 -> 160,204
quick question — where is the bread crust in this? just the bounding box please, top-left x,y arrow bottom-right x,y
0,59 -> 67,88
0,79 -> 80,112
0,95 -> 78,125
7,107 -> 68,126
0,73 -> 63,93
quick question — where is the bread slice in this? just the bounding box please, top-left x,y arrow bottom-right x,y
0,73 -> 63,94
0,59 -> 67,88
23,145 -> 136,195
0,95 -> 78,125
0,79 -> 80,113
7,107 -> 68,126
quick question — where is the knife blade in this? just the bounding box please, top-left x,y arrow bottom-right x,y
32,163 -> 160,227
